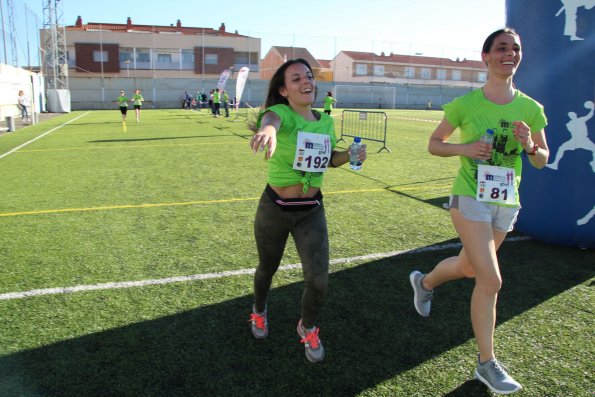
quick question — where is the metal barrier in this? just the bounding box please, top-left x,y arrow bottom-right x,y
338,110 -> 390,153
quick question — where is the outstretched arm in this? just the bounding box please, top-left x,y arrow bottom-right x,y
249,111 -> 281,160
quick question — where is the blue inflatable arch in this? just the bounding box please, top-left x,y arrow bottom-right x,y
507,0 -> 595,248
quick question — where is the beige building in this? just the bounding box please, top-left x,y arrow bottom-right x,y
63,16 -> 261,79
332,51 -> 486,88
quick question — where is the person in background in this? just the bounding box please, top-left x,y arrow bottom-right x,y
409,28 -> 549,395
426,99 -> 432,111
222,89 -> 230,117
131,89 -> 144,123
323,91 -> 337,115
195,91 -> 202,111
115,90 -> 129,122
212,88 -> 221,117
208,90 -> 215,114
248,58 -> 367,363
17,90 -> 30,122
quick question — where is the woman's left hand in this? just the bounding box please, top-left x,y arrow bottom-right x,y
512,121 -> 533,149
351,144 -> 368,163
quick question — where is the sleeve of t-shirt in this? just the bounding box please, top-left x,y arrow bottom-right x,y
257,105 -> 293,132
528,103 -> 548,133
442,98 -> 462,128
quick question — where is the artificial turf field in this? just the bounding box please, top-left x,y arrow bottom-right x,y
0,108 -> 592,396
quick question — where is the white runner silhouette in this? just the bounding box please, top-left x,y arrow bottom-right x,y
556,0 -> 595,40
547,101 -> 595,225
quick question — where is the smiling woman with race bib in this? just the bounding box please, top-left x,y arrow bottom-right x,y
409,28 -> 550,395
248,58 -> 366,363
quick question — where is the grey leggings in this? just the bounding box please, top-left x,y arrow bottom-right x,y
253,186 -> 329,329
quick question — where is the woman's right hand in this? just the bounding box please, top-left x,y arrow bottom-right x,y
250,127 -> 277,159
249,111 -> 281,159
466,140 -> 493,162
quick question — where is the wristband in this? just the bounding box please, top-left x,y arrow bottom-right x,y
526,143 -> 539,155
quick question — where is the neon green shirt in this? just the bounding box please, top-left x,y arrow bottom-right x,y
132,94 -> 144,106
445,88 -> 547,206
258,104 -> 337,191
116,95 -> 129,108
213,91 -> 220,104
324,96 -> 336,111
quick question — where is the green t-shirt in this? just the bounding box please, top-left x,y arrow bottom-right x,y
258,104 -> 337,191
132,94 -> 144,106
444,88 -> 547,206
213,91 -> 220,104
116,95 -> 129,108
324,96 -> 336,111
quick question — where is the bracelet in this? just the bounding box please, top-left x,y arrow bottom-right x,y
526,143 -> 539,155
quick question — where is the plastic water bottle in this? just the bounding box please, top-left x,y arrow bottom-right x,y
349,136 -> 363,170
475,129 -> 494,164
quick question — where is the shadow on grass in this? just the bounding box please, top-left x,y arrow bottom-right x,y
1,240 -> 592,396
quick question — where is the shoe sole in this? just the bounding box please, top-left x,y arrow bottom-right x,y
409,271 -> 429,317
474,370 -> 522,395
251,329 -> 268,340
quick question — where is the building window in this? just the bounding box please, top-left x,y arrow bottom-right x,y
182,50 -> 194,63
355,64 -> 367,76
93,50 -> 108,63
119,49 -> 133,62
205,53 -> 218,65
404,67 -> 415,78
452,70 -> 462,81
157,53 -> 172,63
421,68 -> 432,79
436,69 -> 447,80
373,65 -> 385,77
136,50 -> 150,63
478,71 -> 487,83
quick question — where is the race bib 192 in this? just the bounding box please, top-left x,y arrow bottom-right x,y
293,131 -> 331,173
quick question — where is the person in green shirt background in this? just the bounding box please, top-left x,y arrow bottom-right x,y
212,88 -> 221,118
114,90 -> 129,122
222,89 -> 230,117
323,91 -> 337,115
131,89 -> 144,123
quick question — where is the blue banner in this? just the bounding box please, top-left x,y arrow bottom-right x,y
507,0 -> 595,247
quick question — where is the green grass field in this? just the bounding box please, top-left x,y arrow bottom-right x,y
0,108 -> 592,396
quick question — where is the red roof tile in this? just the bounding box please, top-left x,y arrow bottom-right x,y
341,51 -> 485,69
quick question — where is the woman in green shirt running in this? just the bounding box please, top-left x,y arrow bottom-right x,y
131,89 -> 144,123
409,28 -> 550,395
248,58 -> 366,363
114,90 -> 129,122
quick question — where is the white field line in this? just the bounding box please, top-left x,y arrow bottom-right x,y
0,112 -> 90,160
394,116 -> 440,123
0,236 -> 530,301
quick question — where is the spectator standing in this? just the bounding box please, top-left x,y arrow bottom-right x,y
17,90 -> 30,122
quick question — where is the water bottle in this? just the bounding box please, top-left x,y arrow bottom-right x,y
475,129 -> 494,164
349,136 -> 363,170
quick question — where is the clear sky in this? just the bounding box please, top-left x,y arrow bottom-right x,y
13,0 -> 506,67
